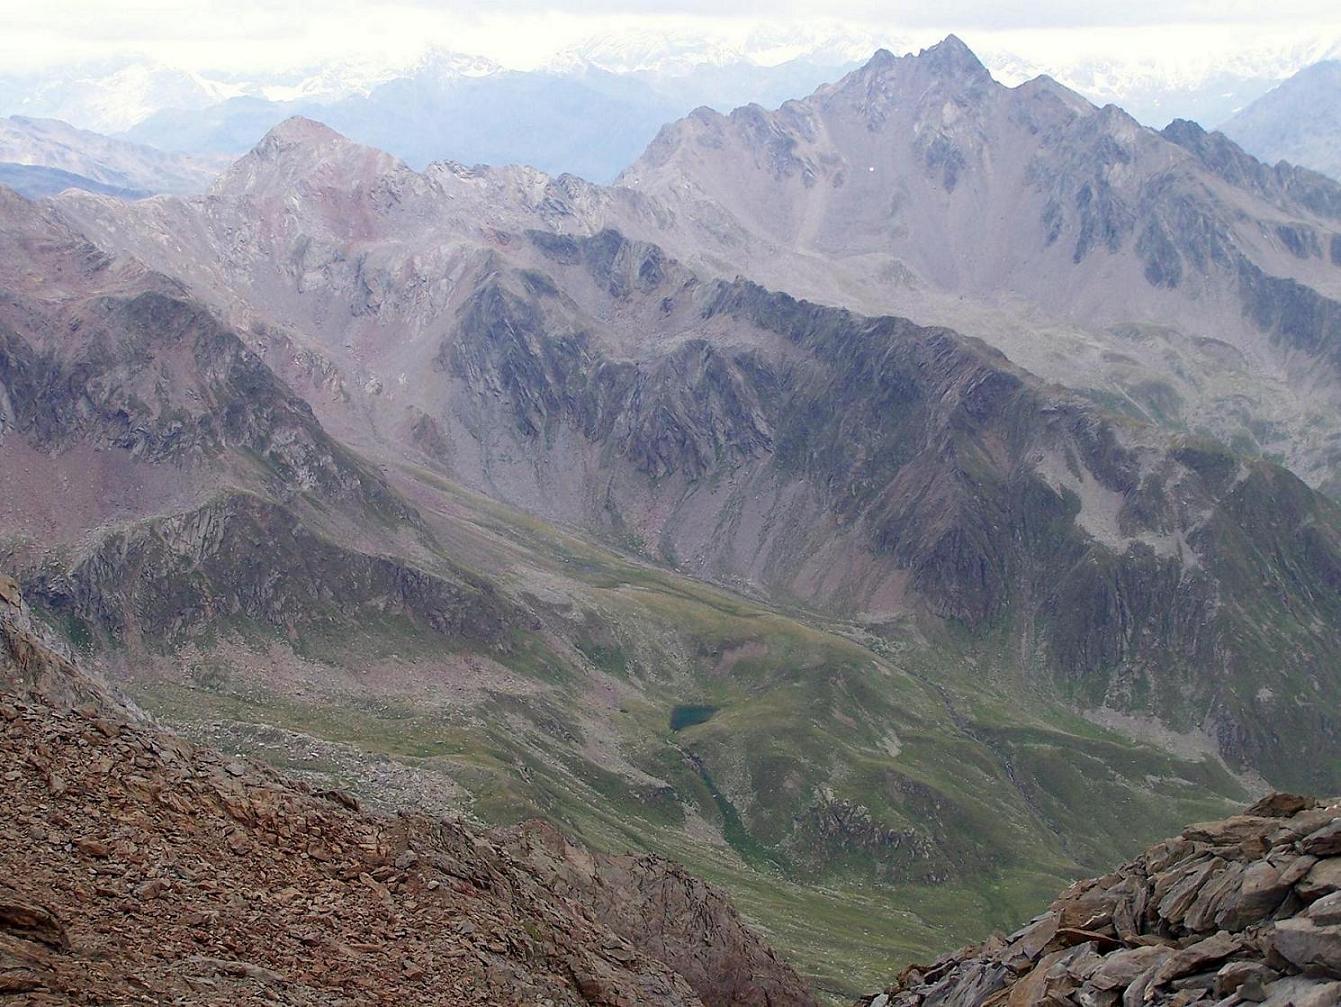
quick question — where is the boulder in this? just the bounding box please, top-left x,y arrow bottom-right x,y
1300,820 -> 1341,857
1297,858 -> 1341,901
1244,794 -> 1319,819
1270,918 -> 1341,977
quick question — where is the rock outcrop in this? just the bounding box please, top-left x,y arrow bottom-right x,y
502,821 -> 818,1007
0,570 -> 118,713
860,794 -> 1341,1007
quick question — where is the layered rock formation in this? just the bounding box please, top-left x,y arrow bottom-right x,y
861,794 -> 1341,1007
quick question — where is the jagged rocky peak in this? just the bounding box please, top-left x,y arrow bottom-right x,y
815,34 -> 996,129
861,793 -> 1341,1007
631,34 -> 1001,175
843,35 -> 991,87
913,34 -> 991,80
1010,72 -> 1099,121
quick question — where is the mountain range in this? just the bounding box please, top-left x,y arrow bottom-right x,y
3,34 -> 1341,999
4,25 -> 1339,184
0,115 -> 226,199
1222,60 -> 1341,183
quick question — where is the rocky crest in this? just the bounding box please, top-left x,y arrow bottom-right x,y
21,492 -> 510,651
860,794 -> 1341,1007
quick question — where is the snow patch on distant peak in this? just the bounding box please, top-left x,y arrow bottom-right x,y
547,21 -> 912,76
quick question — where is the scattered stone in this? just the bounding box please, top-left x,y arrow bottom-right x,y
859,794 -> 1341,1007
133,879 -> 167,901
73,837 -> 110,859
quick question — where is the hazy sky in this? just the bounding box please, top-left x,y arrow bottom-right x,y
1,0 -> 1338,73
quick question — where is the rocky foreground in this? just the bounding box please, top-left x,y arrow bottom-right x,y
0,581 -> 812,1006
861,795 -> 1341,1007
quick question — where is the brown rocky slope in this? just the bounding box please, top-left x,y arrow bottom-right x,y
503,821 -> 815,1007
860,793 -> 1341,1007
0,580 -> 813,1006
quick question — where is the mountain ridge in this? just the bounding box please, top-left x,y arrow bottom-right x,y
5,43 -> 1341,992
612,41 -> 1341,496
1221,60 -> 1341,183
39,121 -> 1341,790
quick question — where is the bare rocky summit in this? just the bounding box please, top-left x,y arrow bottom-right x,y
860,794 -> 1341,1007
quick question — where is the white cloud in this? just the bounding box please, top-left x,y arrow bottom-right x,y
0,0 -> 1336,78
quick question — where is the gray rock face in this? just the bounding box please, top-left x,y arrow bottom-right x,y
860,796 -> 1341,1007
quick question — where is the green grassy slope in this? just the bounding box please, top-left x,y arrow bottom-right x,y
107,467 -> 1249,999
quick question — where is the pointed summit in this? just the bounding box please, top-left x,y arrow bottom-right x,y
862,47 -> 900,71
917,34 -> 990,80
254,116 -> 346,154
212,116 -> 404,199
841,35 -> 992,96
